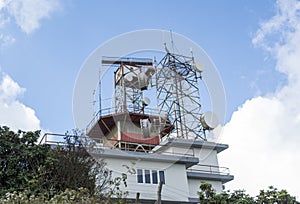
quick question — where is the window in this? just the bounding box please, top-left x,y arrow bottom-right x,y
159,170 -> 165,184
152,170 -> 158,184
136,169 -> 165,184
144,170 -> 151,183
137,169 -> 143,183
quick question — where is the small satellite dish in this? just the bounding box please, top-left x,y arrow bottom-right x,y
142,97 -> 151,106
125,73 -> 134,82
138,72 -> 148,90
200,111 -> 219,130
145,67 -> 156,76
194,61 -> 203,73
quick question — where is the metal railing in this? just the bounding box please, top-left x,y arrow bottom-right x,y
39,133 -> 195,157
85,107 -> 111,133
39,133 -> 69,145
102,56 -> 153,66
39,133 -> 231,176
187,164 -> 230,175
85,106 -> 165,134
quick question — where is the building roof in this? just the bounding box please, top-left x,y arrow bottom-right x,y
153,138 -> 229,153
91,148 -> 199,168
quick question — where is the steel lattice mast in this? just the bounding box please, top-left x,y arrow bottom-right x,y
156,52 -> 205,139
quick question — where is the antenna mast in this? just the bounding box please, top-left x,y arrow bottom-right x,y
170,30 -> 175,53
156,51 -> 205,139
98,67 -> 102,117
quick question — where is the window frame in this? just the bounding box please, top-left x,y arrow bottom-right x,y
152,170 -> 158,184
136,168 -> 165,184
159,170 -> 165,184
137,169 -> 143,183
144,169 -> 151,184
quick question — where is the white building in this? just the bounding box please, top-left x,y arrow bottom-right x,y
85,53 -> 233,203
87,111 -> 233,203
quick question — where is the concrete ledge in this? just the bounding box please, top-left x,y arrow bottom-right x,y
154,138 -> 229,153
91,148 -> 199,168
187,171 -> 234,183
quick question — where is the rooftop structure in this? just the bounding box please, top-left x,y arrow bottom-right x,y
43,47 -> 233,203
83,48 -> 233,202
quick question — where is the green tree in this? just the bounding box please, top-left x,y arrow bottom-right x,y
227,190 -> 255,203
198,181 -> 217,203
0,126 -> 50,195
256,186 -> 297,204
35,130 -> 112,198
198,182 -> 298,204
0,126 -> 113,200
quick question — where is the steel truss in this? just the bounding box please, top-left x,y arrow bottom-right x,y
156,53 -> 205,139
102,57 -> 153,114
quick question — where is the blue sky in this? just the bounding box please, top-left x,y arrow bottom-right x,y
1,0 -> 281,132
1,0 -> 299,199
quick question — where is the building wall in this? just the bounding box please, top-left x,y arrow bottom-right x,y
188,178 -> 223,198
188,148 -> 223,196
161,147 -> 219,171
159,146 -> 219,167
192,148 -> 220,174
104,158 -> 191,202
194,148 -> 219,165
157,145 -> 223,198
100,142 -> 227,202
161,146 -> 195,157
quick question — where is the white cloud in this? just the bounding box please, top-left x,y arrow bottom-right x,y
0,0 -> 56,131
220,0 -> 300,199
0,0 -> 60,36
6,0 -> 60,34
0,73 -> 41,131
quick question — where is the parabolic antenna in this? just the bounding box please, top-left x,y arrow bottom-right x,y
194,61 -> 203,73
142,97 -> 151,106
125,72 -> 134,82
145,67 -> 156,77
200,111 -> 219,130
138,72 -> 148,90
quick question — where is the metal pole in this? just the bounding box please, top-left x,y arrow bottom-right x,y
99,68 -> 102,117
155,181 -> 163,204
135,192 -> 140,204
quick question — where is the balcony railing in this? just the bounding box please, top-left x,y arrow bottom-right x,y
85,106 -> 163,134
39,133 -> 231,176
39,133 -> 194,157
187,164 -> 230,175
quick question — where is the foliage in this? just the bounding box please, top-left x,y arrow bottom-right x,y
199,181 -> 299,204
256,186 -> 298,204
0,187 -> 103,204
36,130 -> 112,197
108,173 -> 128,203
0,126 -> 50,196
0,126 -> 128,203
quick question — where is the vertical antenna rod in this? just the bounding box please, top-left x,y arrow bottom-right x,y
99,67 -> 102,117
170,30 -> 175,54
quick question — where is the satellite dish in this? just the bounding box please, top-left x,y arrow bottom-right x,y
138,72 -> 148,90
145,67 -> 156,76
200,111 -> 219,130
142,97 -> 151,106
194,61 -> 203,73
125,73 -> 134,82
